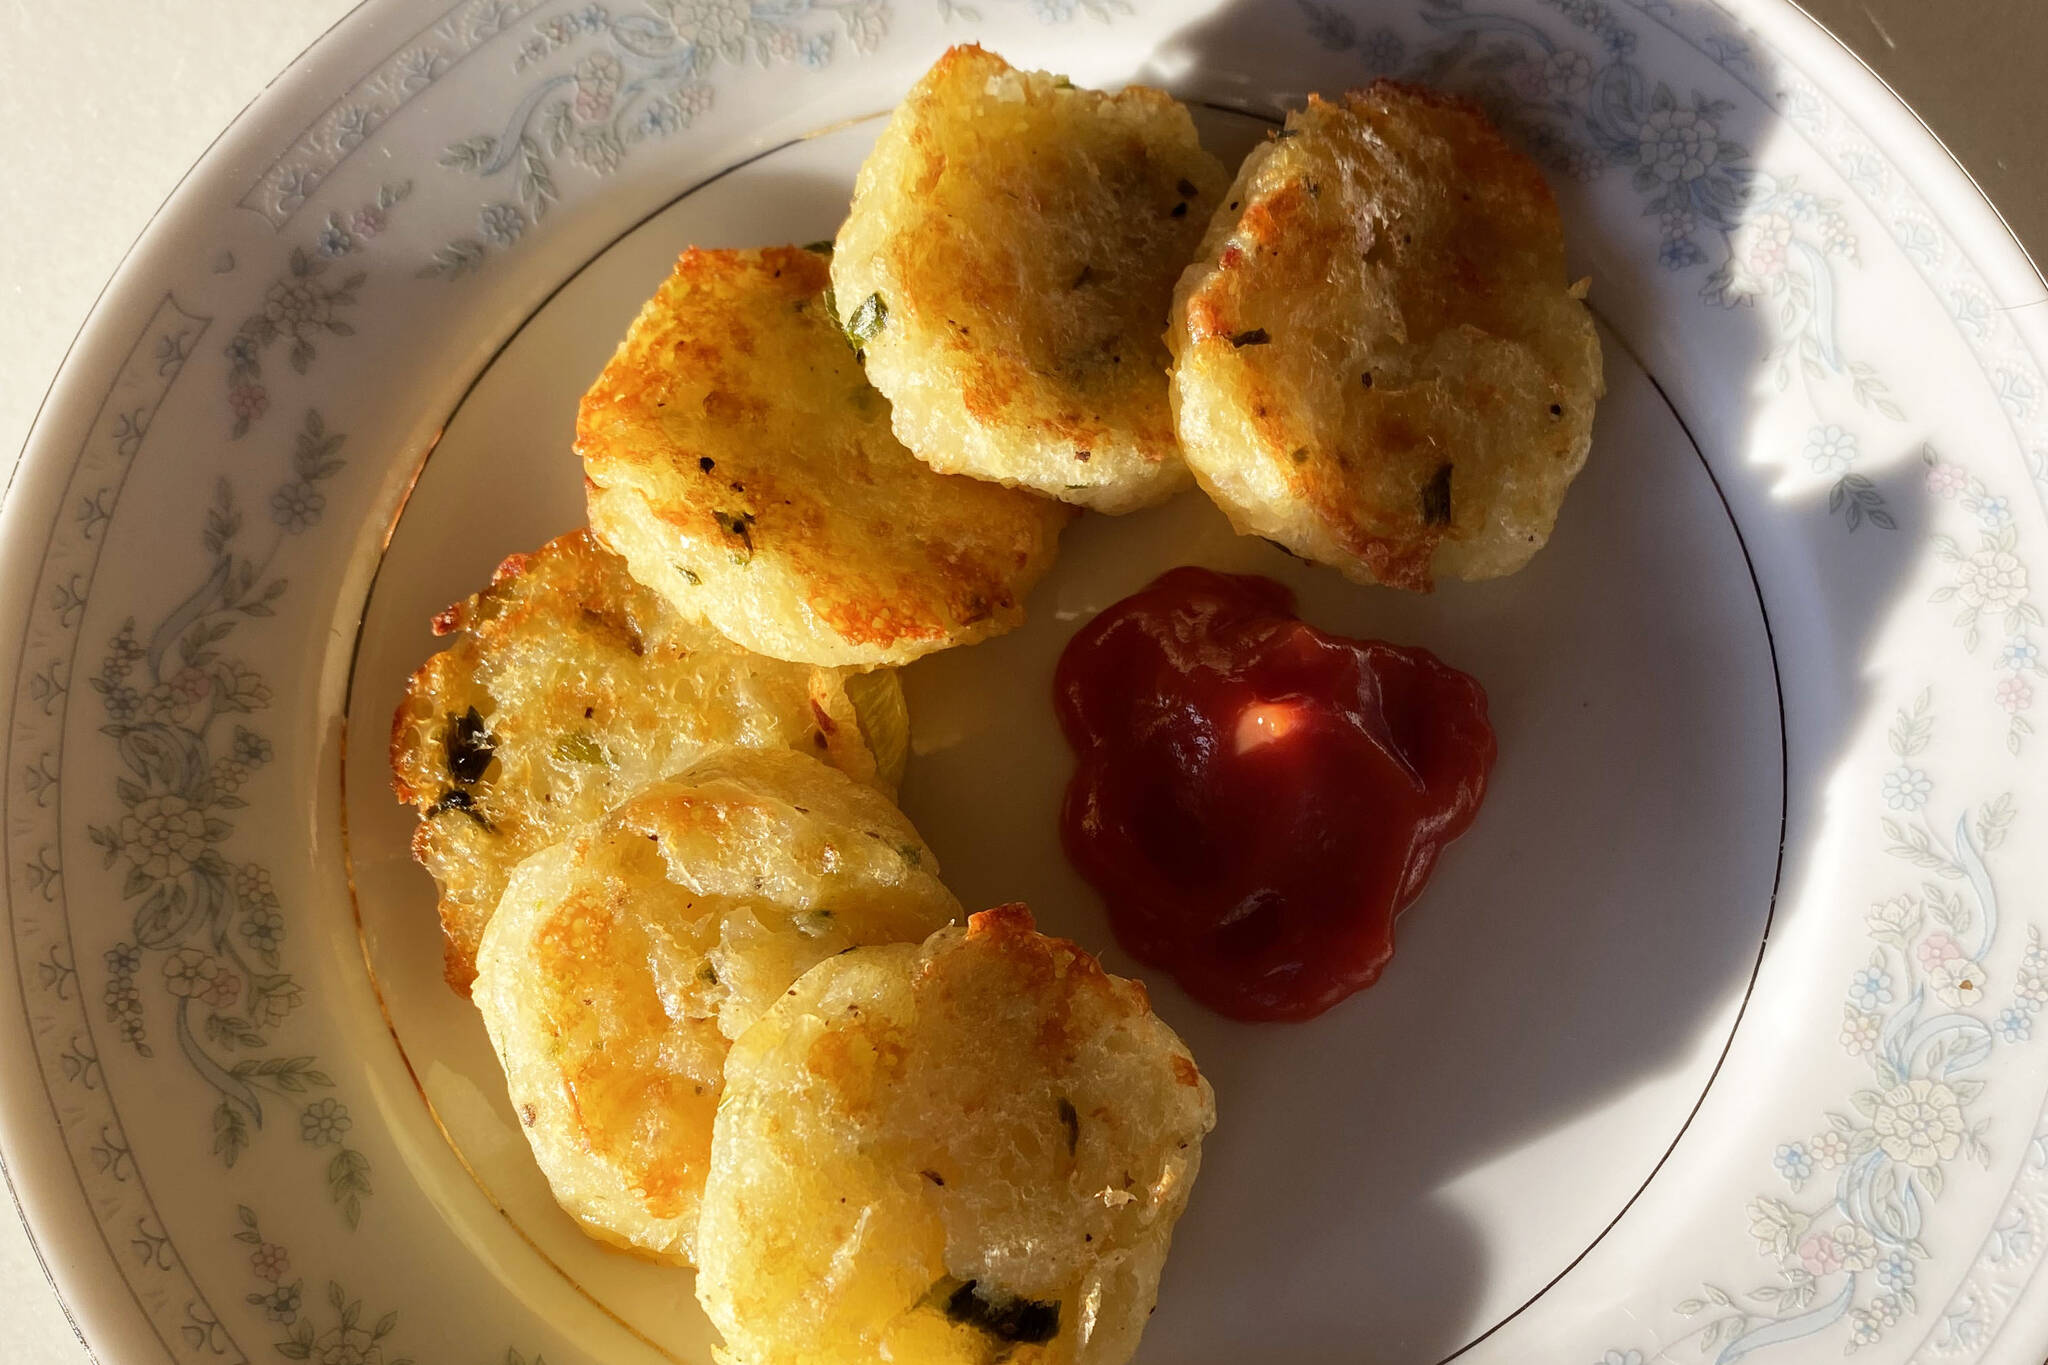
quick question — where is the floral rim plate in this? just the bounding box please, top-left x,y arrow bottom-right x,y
6,1 -> 2048,1362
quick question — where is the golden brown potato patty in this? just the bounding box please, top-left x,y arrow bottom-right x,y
579,245 -> 1069,665
1169,82 -> 1603,590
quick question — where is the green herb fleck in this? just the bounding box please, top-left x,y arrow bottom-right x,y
847,292 -> 889,347
681,566 -> 702,586
1052,75 -> 1073,88
1420,462 -> 1454,527
802,239 -> 834,254
1228,328 -> 1271,348
714,510 -> 757,562
555,732 -> 610,766
1274,128 -> 1300,140
897,842 -> 924,869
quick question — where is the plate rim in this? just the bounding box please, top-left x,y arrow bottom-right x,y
3,0 -> 2046,1361
0,7 -> 409,1357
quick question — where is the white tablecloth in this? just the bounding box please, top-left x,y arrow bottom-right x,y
0,3 -> 2040,1362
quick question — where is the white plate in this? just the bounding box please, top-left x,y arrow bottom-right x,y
5,2 -> 2048,1363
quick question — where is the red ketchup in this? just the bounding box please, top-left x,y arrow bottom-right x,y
1054,566 -> 1496,1022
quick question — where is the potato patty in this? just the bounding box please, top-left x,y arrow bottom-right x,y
832,46 -> 1227,513
472,748 -> 960,1264
579,246 -> 1069,665
389,529 -> 900,992
697,905 -> 1214,1365
1169,82 -> 1603,589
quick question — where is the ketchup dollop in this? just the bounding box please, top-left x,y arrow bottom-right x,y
1054,566 -> 1496,1022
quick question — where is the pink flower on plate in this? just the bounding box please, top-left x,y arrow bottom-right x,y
573,83 -> 612,123
229,384 -> 269,423
758,22 -> 800,63
1999,676 -> 2034,713
168,666 -> 211,703
1742,212 -> 1795,279
1808,1129 -> 1850,1168
350,207 -> 385,239
572,52 -> 621,122
203,968 -> 242,1010
1506,58 -> 1548,102
1917,931 -> 1963,969
1926,463 -> 1967,497
1840,1006 -> 1881,1055
250,1242 -> 290,1283
1799,1231 -> 1844,1275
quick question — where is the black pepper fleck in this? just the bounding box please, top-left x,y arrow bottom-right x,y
427,788 -> 493,830
445,708 -> 495,786
1421,462 -> 1454,528
940,1281 -> 1060,1346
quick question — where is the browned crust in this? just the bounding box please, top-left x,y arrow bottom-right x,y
878,49 -> 1207,466
959,903 -> 1165,1037
1176,81 -> 1591,591
577,246 -> 1065,660
389,526 -> 892,996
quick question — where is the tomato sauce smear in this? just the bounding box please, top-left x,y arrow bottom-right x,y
1055,566 -> 1496,1022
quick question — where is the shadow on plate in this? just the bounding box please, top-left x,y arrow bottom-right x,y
897,5 -> 1935,1361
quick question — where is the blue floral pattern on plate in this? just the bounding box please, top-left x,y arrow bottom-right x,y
6,0 -> 2048,1361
